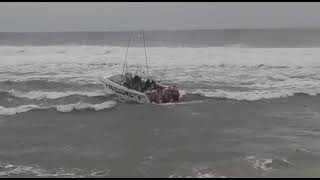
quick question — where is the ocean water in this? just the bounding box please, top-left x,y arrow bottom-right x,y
1,29 -> 320,177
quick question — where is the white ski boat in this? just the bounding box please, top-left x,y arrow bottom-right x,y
101,31 -> 180,104
101,75 -> 151,104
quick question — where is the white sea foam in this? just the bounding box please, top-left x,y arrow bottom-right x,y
55,101 -> 117,112
245,155 -> 295,172
0,104 -> 43,116
190,89 -> 296,101
9,90 -> 106,100
0,163 -> 80,177
179,90 -> 187,98
191,88 -> 320,101
296,148 -> 311,153
245,156 -> 273,171
168,173 -> 226,178
0,162 -> 110,177
168,166 -> 226,178
0,101 -> 117,116
156,100 -> 205,106
1,45 -> 320,101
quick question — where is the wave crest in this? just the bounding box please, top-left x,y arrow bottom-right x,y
190,89 -> 319,101
9,90 -> 107,100
56,101 -> 117,113
0,101 -> 117,116
0,104 -> 43,116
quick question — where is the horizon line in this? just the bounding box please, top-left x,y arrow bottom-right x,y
1,27 -> 320,33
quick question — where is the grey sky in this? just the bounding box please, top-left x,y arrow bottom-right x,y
0,2 -> 320,32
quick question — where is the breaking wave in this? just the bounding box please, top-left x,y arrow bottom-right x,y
0,101 -> 117,116
168,164 -> 227,178
1,87 -> 319,104
0,80 -> 102,92
55,101 -> 117,112
1,88 -> 318,102
1,45 -> 320,102
8,90 -> 107,100
0,162 -> 111,177
0,104 -> 43,116
245,155 -> 295,172
245,156 -> 274,171
190,89 -> 319,101
156,100 -> 205,106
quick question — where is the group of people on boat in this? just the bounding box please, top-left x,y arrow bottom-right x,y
122,73 -> 180,103
122,73 -> 156,92
146,85 -> 180,103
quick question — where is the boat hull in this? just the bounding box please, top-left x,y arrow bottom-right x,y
101,77 -> 151,104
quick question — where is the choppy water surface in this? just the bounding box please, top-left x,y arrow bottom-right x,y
1,30 -> 320,177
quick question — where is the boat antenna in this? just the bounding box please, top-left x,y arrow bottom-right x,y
121,34 -> 131,83
142,30 -> 149,79
135,63 -> 139,75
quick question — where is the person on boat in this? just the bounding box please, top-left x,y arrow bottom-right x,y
138,76 -> 143,91
133,75 -> 139,82
171,86 -> 180,102
123,73 -> 132,88
131,75 -> 138,90
150,80 -> 156,90
137,76 -> 143,92
132,75 -> 142,91
143,79 -> 151,91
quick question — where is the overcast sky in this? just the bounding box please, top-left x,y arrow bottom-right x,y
0,2 -> 320,32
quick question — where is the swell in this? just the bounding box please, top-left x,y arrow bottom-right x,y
0,91 -> 318,116
8,90 -> 107,100
0,101 -> 117,116
187,90 -> 320,101
0,90 -> 111,107
1,88 -> 318,104
0,80 -> 102,92
0,161 -> 111,177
